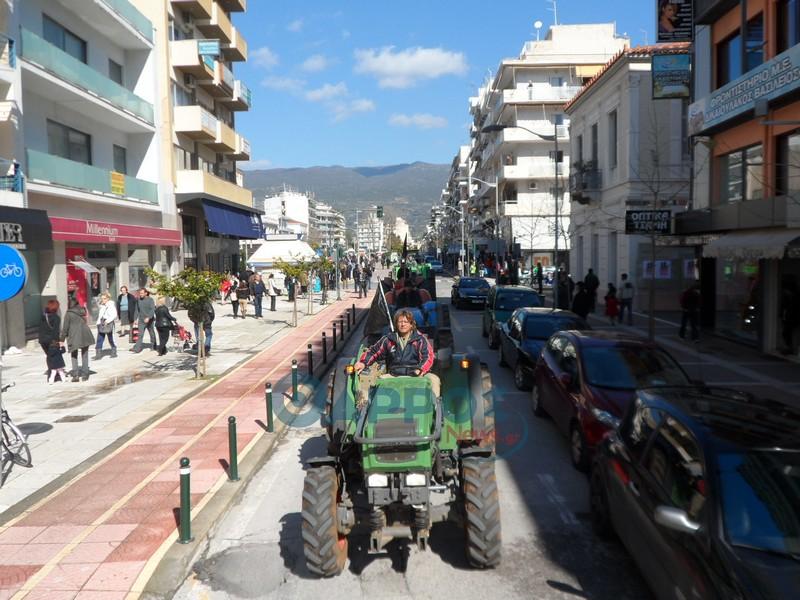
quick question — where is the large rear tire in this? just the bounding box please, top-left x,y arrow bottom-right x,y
302,466 -> 347,577
462,457 -> 501,568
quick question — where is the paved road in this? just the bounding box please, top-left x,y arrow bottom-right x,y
172,276 -> 652,600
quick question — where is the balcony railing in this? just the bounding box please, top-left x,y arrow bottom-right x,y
27,149 -> 157,204
100,0 -> 154,43
219,62 -> 235,90
0,159 -> 23,193
569,164 -> 602,203
20,28 -> 154,125
1,33 -> 15,69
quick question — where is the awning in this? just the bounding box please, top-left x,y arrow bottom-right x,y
69,260 -> 100,274
704,229 -> 800,260
0,206 -> 53,251
202,200 -> 263,240
246,239 -> 316,267
575,64 -> 604,78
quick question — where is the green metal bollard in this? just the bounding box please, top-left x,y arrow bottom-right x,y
178,457 -> 194,544
227,416 -> 240,482
265,383 -> 274,433
291,359 -> 299,405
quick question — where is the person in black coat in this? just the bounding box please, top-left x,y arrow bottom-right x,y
154,296 -> 178,356
38,299 -> 61,380
571,282 -> 593,320
117,286 -> 137,337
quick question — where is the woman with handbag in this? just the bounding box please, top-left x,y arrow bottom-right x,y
38,299 -> 61,381
154,296 -> 178,356
95,293 -> 118,359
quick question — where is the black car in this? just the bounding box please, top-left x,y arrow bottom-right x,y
497,308 -> 589,390
483,285 -> 544,348
450,276 -> 490,309
590,387 -> 800,600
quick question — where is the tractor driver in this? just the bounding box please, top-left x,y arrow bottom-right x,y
353,309 -> 441,398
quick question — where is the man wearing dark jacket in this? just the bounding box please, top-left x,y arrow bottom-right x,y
61,298 -> 95,382
189,301 -> 215,356
570,282 -> 593,320
132,288 -> 156,352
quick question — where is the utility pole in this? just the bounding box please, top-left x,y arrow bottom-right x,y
553,120 -> 560,312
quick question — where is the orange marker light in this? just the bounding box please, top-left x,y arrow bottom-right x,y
460,359 -> 470,370
345,364 -> 356,375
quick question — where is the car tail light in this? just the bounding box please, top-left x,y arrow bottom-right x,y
610,458 -> 630,486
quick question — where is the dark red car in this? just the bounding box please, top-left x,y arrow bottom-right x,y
532,331 -> 691,471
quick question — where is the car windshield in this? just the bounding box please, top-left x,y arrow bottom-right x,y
460,278 -> 487,289
496,291 -> 540,310
581,346 -> 689,390
525,317 -> 586,340
718,450 -> 800,555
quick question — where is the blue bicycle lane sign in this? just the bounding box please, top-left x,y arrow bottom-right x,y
0,244 -> 28,302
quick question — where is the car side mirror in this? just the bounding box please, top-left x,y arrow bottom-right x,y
654,506 -> 700,535
558,372 -> 573,388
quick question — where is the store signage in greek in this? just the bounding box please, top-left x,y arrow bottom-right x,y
198,40 -> 220,56
625,210 -> 672,235
689,44 -> 800,135
652,53 -> 691,99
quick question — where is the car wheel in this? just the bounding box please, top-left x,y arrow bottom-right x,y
570,422 -> 589,473
530,383 -> 547,417
488,329 -> 499,350
498,345 -> 507,367
590,466 -> 615,540
514,362 -> 530,391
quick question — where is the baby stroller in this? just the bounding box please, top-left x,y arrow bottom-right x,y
172,324 -> 193,352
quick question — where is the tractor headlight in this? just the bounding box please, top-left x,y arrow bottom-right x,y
367,473 -> 388,487
404,473 -> 428,487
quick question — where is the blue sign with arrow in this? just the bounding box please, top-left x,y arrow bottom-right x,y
0,244 -> 28,301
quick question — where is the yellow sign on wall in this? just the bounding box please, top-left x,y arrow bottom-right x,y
110,171 -> 125,196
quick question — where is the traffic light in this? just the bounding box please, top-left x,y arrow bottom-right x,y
376,206 -> 383,219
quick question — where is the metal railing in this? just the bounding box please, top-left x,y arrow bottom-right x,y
99,0 -> 154,43
0,34 -> 15,69
0,159 -> 23,193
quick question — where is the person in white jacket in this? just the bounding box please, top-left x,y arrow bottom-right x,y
267,273 -> 278,312
95,292 -> 118,359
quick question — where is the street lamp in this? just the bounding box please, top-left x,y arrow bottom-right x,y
481,123 -> 561,310
443,200 -> 468,276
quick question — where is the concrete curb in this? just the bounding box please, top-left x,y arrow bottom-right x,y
139,305 -> 369,599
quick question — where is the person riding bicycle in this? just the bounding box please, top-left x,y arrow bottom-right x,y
353,309 -> 440,398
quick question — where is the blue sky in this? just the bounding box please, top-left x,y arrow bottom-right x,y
235,1 -> 656,170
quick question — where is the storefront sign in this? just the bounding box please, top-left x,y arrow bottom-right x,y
656,0 -> 693,43
198,40 -> 220,56
0,207 -> 53,251
50,217 -> 181,246
110,171 -> 126,196
652,53 -> 691,99
689,44 -> 800,135
0,245 -> 28,301
625,210 -> 672,235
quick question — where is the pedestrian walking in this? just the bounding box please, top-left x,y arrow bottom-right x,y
236,278 -> 250,318
267,273 -> 278,311
154,296 -> 178,355
117,286 -> 137,337
556,271 -> 571,310
535,262 -> 544,295
132,288 -> 156,353
359,270 -> 368,298
364,264 -> 373,290
94,293 -> 118,359
61,298 -> 95,382
584,268 -> 600,312
229,276 -> 240,317
189,301 -> 215,356
46,339 -> 66,385
679,282 -> 701,341
619,273 -> 635,325
571,282 -> 593,320
250,273 -> 266,318
38,299 -> 61,381
353,264 -> 361,293
604,283 -> 619,325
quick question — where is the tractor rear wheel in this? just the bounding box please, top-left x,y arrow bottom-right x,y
462,457 -> 501,568
302,466 -> 347,577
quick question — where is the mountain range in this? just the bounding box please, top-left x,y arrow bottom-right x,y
243,162 -> 450,236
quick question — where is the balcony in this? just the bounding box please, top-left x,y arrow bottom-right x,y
0,100 -> 19,125
502,162 -> 564,180
206,120 -> 236,152
170,39 -> 215,79
230,134 -> 250,161
569,164 -> 602,204
222,26 -> 247,62
224,80 -> 251,110
96,0 -> 154,44
199,60 -> 234,97
0,34 -> 16,82
19,28 -> 154,128
197,2 -> 232,44
176,169 -> 252,208
217,0 -> 246,12
503,85 -> 583,104
170,0 -> 212,18
174,105 -> 217,140
52,0 -> 152,48
27,149 -> 158,205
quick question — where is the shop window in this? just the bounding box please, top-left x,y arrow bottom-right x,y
108,59 -> 123,85
719,145 -> 763,204
43,15 -> 86,63
717,32 -> 742,87
47,120 -> 91,165
776,131 -> 800,197
113,145 -> 127,175
776,0 -> 800,54
591,123 -> 598,165
745,14 -> 765,72
182,216 -> 197,259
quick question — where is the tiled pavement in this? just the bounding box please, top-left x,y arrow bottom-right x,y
0,291 -> 374,599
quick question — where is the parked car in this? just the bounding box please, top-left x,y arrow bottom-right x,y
482,285 -> 543,348
428,259 -> 444,274
532,331 -> 691,470
451,277 -> 490,308
497,308 -> 589,390
590,387 -> 800,600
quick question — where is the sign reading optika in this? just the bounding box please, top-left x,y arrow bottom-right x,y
625,210 -> 672,235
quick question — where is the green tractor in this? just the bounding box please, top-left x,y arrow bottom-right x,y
303,347 -> 500,576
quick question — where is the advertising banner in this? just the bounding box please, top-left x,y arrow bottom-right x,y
625,210 -> 672,235
653,53 -> 691,99
110,171 -> 125,196
197,39 -> 220,56
657,0 -> 693,43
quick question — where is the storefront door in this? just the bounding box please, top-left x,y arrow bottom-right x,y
21,250 -> 42,333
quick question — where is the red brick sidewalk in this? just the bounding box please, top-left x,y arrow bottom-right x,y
0,293 -> 373,599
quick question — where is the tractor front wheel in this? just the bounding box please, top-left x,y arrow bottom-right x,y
302,466 -> 347,577
462,457 -> 501,568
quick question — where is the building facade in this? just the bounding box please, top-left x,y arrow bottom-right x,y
309,201 -> 345,249
357,206 -> 384,253
263,188 -> 310,239
680,0 -> 800,356
565,44 -> 693,310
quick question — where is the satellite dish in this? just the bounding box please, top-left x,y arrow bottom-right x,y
534,20 -> 543,29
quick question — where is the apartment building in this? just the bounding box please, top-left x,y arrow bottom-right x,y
263,188 -> 311,239
679,0 -> 800,355
439,145 -> 470,261
468,24 -> 629,270
309,201 -> 345,249
357,207 -> 384,253
565,43 -> 693,310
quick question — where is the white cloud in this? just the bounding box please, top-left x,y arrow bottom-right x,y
301,54 -> 332,72
251,46 -> 279,70
287,19 -> 304,33
261,76 -> 306,93
354,46 -> 468,88
389,113 -> 448,129
331,98 -> 376,122
239,159 -> 273,171
305,82 -> 348,102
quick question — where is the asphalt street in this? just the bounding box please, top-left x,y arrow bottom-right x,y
171,276 -> 653,600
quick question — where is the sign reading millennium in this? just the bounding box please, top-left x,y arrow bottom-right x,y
625,210 -> 671,235
689,44 -> 800,134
